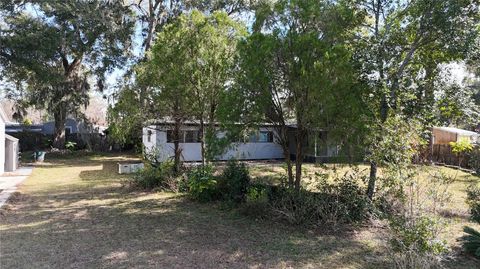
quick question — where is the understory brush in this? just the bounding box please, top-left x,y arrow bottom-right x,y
461,183 -> 480,258
241,170 -> 372,228
379,169 -> 454,269
130,161 -> 180,190
187,164 -> 220,202
218,160 -> 250,204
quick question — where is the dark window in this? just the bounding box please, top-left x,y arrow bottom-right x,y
247,131 -> 273,143
147,130 -> 152,142
259,131 -> 273,142
65,127 -> 72,136
184,131 -> 199,143
166,130 -> 174,143
167,130 -> 199,143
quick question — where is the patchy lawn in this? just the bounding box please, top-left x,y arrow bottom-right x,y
0,154 -> 479,268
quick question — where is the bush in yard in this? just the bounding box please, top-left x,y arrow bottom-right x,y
187,165 -> 219,202
462,183 -> 480,258
131,161 -> 175,190
65,141 -> 77,151
218,160 -> 250,203
239,183 -> 270,218
389,216 -> 448,256
449,138 -> 473,167
469,146 -> 480,175
466,184 -> 480,223
460,226 -> 480,258
266,171 -> 371,228
383,170 -> 453,269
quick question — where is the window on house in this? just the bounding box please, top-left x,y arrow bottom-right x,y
184,131 -> 199,143
166,130 -> 200,143
65,127 -> 72,136
166,130 -> 174,143
147,130 -> 152,142
259,131 -> 273,142
246,131 -> 273,143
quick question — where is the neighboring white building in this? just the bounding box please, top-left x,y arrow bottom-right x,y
143,121 -> 284,162
0,106 -> 6,174
0,106 -> 20,174
432,126 -> 480,145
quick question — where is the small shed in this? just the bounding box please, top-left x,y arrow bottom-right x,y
4,134 -> 19,172
432,127 -> 479,145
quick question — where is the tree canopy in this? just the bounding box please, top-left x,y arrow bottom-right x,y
0,0 -> 134,148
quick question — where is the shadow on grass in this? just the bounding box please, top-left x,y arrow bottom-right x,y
1,182 -> 385,269
5,156 -> 479,268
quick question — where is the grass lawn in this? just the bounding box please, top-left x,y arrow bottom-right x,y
1,153 -> 479,268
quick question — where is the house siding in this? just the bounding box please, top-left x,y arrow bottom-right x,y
143,125 -> 284,162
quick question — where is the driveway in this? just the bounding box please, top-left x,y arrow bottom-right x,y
0,167 -> 33,208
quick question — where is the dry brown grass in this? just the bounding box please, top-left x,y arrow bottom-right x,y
0,154 -> 479,268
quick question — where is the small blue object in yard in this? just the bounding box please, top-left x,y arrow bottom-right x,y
33,151 -> 46,162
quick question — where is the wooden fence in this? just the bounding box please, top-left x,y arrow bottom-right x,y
431,144 -> 471,168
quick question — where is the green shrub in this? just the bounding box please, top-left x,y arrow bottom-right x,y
389,216 -> 448,255
460,226 -> 480,258
218,160 -> 250,203
266,172 -> 371,227
466,184 -> 480,223
187,165 -> 219,202
131,161 -> 175,190
239,183 -> 270,218
469,147 -> 480,175
65,141 -> 77,151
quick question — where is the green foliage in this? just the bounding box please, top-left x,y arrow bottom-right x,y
367,115 -> 424,168
107,86 -> 144,148
449,139 -> 474,155
266,172 -> 371,227
460,226 -> 480,258
218,160 -> 250,203
380,168 -> 454,268
226,0 -> 367,187
187,165 -> 219,202
22,118 -> 32,126
238,183 -> 271,218
466,184 -> 480,223
131,161 -> 175,190
437,84 -> 480,127
0,1 -> 133,148
389,216 -> 448,255
469,147 -> 480,175
65,141 -> 77,151
450,138 -> 474,167
137,10 -> 246,163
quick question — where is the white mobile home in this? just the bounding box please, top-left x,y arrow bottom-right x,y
143,120 -> 348,162
143,121 -> 284,162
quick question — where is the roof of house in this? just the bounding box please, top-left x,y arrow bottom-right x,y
145,117 -> 301,128
433,126 -> 479,136
5,134 -> 19,141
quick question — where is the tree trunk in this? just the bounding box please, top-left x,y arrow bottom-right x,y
367,161 -> 377,200
52,105 -> 67,149
282,145 -> 294,188
199,118 -> 206,165
294,126 -> 305,190
173,118 -> 182,174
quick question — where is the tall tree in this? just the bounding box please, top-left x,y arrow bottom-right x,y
358,0 -> 480,199
137,10 -> 246,168
230,0 -> 365,189
0,0 -> 134,148
130,0 -> 251,54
